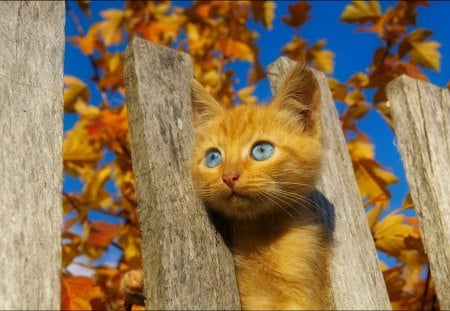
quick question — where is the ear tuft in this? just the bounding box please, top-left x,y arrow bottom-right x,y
273,61 -> 321,135
190,79 -> 223,128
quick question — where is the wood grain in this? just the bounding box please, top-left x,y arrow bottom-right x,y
387,75 -> 450,310
124,38 -> 240,310
0,2 -> 64,309
267,57 -> 391,310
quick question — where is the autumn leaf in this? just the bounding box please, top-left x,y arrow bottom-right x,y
340,0 -> 381,24
327,78 -> 347,102
219,37 -> 254,62
367,204 -> 383,230
99,9 -> 128,45
138,21 -> 178,43
311,49 -> 334,74
282,35 -> 307,61
237,85 -> 257,105
396,61 -> 428,81
348,72 -> 369,88
348,139 -> 398,208
282,1 -> 310,28
409,40 -> 441,71
61,275 -> 104,310
398,29 -> 433,58
69,24 -> 104,56
383,267 -> 406,302
80,166 -> 112,209
64,76 -> 89,113
88,221 -> 122,248
251,1 -> 276,30
95,52 -> 124,92
76,0 -> 91,18
63,120 -> 102,178
373,214 -> 414,256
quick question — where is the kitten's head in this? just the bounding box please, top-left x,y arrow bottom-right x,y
190,62 -> 322,220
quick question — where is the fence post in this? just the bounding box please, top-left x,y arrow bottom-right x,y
124,38 -> 240,309
267,57 -> 391,310
0,2 -> 64,309
387,76 -> 450,310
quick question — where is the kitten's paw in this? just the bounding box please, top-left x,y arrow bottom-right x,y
120,269 -> 145,306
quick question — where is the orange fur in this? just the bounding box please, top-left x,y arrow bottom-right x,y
191,62 -> 332,310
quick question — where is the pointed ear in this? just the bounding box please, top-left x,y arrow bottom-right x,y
190,79 -> 223,128
273,61 -> 321,135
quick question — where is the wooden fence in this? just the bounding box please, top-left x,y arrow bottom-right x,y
0,5 -> 449,310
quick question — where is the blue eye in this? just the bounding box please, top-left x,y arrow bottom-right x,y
205,149 -> 222,168
251,142 -> 274,161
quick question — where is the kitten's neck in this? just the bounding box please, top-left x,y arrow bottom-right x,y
230,202 -> 323,253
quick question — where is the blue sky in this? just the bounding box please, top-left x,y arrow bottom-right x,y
64,1 -> 449,272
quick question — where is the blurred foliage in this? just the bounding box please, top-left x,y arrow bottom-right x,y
62,1 -> 441,309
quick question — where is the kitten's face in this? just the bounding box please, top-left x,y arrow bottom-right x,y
190,62 -> 322,220
191,104 -> 322,219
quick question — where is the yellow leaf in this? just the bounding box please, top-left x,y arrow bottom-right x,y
348,72 -> 369,88
373,214 -> 414,256
327,78 -> 347,102
348,139 -> 374,159
81,166 -> 112,207
340,0 -> 381,24
281,35 -> 307,61
410,40 -> 441,71
349,138 -> 398,208
251,1 -> 276,30
237,85 -> 257,105
367,204 -> 383,230
311,50 -> 334,74
63,120 -> 102,177
99,9 -> 126,45
64,76 -> 89,113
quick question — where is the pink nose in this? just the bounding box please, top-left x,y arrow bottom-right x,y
222,173 -> 240,188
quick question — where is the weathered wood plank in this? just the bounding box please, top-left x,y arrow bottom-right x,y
124,38 -> 240,310
387,75 -> 450,310
0,2 -> 64,309
267,57 -> 391,310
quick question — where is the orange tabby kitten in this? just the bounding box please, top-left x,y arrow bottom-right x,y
121,61 -> 331,310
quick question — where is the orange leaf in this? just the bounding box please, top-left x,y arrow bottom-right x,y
95,52 -> 124,93
61,275 -> 103,310
219,37 -> 254,62
69,24 -> 104,56
282,1 -> 311,28
88,221 -> 121,248
396,61 -> 428,81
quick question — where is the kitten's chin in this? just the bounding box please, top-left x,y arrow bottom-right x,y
208,191 -> 270,220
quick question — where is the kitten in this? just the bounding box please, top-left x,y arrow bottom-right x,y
190,61 -> 331,310
121,61 -> 331,310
